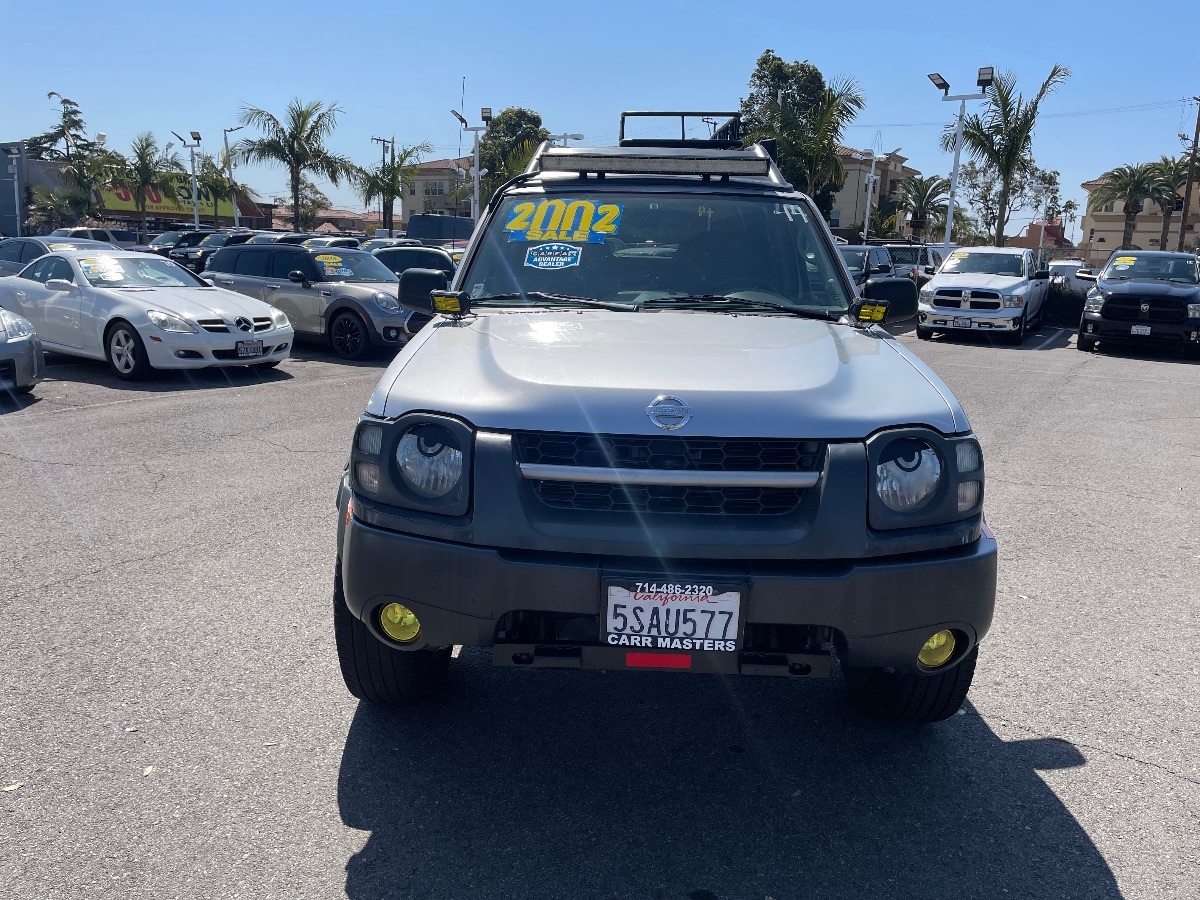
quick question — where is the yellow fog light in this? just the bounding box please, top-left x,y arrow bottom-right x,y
918,630 -> 956,668
379,603 -> 421,643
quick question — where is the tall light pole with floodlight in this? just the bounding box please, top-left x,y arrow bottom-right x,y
451,108 -> 490,221
223,126 -> 244,228
928,67 -> 994,249
172,130 -> 203,228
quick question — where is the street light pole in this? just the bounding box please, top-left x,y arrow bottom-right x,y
862,155 -> 880,241
173,130 -> 202,229
1176,97 -> 1200,253
223,126 -> 243,228
929,68 -> 993,249
451,108 -> 490,222
3,147 -> 20,237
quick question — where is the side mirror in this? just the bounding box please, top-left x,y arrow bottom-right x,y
924,265 -> 936,275
287,269 -> 309,285
45,278 -> 75,292
398,267 -> 450,314
870,264 -> 890,275
859,276 -> 918,322
1075,270 -> 1098,282
1033,269 -> 1050,280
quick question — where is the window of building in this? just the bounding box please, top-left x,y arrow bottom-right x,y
423,181 -> 445,196
829,209 -> 841,228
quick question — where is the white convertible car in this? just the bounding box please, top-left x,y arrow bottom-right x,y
0,249 -> 294,379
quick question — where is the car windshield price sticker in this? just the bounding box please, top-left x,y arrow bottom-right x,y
606,583 -> 741,651
505,199 -> 623,243
315,254 -> 353,276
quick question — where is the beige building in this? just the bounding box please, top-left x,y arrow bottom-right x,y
828,147 -> 919,237
1078,176 -> 1200,266
402,156 -> 472,224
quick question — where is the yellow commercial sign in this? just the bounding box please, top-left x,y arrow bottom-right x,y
100,174 -> 237,218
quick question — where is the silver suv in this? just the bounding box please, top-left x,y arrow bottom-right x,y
331,114 -> 997,725
205,244 -> 415,360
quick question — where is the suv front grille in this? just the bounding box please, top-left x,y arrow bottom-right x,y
514,432 -> 822,516
1102,297 -> 1187,322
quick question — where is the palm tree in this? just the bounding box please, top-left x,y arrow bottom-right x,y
64,149 -> 125,222
1147,155 -> 1189,250
893,175 -> 950,241
792,77 -> 866,203
941,65 -> 1070,246
236,99 -> 358,232
1087,163 -> 1159,249
27,186 -> 87,231
450,138 -> 540,211
361,141 -> 430,233
114,133 -> 184,240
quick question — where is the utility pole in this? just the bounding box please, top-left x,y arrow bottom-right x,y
371,136 -> 389,233
223,126 -> 243,228
172,131 -> 202,229
1176,97 -> 1200,253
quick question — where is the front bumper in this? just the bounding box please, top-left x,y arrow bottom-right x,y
139,325 -> 295,369
339,504 -> 998,677
0,335 -> 45,390
1080,311 -> 1200,345
919,303 -> 1022,332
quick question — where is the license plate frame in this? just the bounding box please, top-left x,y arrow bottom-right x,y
603,579 -> 744,653
952,316 -> 972,328
236,340 -> 264,358
1130,324 -> 1151,336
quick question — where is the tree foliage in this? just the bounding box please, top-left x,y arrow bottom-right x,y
1088,163 -> 1160,249
361,141 -> 431,232
940,65 -> 1070,246
275,179 -> 331,231
955,160 -> 1074,246
112,133 -> 184,239
237,98 -> 358,232
23,92 -> 102,161
477,108 -> 549,180
740,51 -> 863,216
1147,155 -> 1189,249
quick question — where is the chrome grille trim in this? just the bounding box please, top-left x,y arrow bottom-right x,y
518,464 -> 819,488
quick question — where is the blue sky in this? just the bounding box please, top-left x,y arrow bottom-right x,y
6,0 -> 1196,240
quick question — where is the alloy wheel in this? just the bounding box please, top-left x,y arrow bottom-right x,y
332,315 -> 365,359
110,329 -> 136,374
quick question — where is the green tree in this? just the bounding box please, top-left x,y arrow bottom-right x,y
361,141 -> 431,233
59,148 -> 125,222
23,92 -> 100,161
477,108 -> 549,180
113,133 -> 184,240
941,65 -> 1070,246
27,186 -> 87,231
739,49 -> 825,139
236,98 -> 358,232
1087,163 -> 1159,249
892,175 -> 949,241
1147,155 -> 1189,250
452,137 -> 541,210
276,179 -> 331,231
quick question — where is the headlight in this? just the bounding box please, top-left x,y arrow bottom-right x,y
918,286 -> 935,302
876,438 -> 942,512
396,424 -> 463,498
145,310 -> 198,333
0,308 -> 35,342
373,291 -> 400,313
188,250 -> 203,258
269,307 -> 290,329
1002,289 -> 1027,308
1084,291 -> 1107,314
1187,303 -> 1200,319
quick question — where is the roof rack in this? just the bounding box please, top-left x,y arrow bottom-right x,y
618,111 -> 743,148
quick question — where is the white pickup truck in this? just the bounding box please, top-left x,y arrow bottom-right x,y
917,246 -> 1050,343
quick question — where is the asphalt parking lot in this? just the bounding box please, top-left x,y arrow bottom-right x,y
1,328 -> 1197,900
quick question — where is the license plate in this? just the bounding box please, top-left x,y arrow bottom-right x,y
236,340 -> 263,358
605,582 -> 741,652
1131,324 -> 1151,336
953,316 -> 971,328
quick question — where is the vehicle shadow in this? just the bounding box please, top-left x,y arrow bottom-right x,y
0,388 -> 42,413
336,662 -> 1119,900
286,337 -> 400,368
38,352 -> 294,391
922,326 -> 1073,352
1084,338 -> 1200,365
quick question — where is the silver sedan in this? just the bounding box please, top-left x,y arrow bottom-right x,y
0,307 -> 45,396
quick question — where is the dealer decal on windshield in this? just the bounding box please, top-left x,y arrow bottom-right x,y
505,199 -> 622,243
315,254 -> 353,276
524,243 -> 581,269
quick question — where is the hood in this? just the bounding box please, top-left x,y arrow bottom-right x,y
928,272 -> 1025,293
369,311 -> 963,439
99,285 -> 275,320
1098,278 -> 1200,300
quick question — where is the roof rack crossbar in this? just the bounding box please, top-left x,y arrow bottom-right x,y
619,111 -> 743,148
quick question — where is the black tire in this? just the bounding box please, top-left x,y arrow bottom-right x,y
105,320 -> 154,380
1006,314 -> 1027,345
332,560 -> 450,704
916,326 -> 933,340
1077,333 -> 1096,352
329,311 -> 372,361
844,646 -> 978,724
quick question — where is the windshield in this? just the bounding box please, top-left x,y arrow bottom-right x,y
198,233 -> 230,248
888,247 -> 920,266
839,249 -> 867,273
463,192 -> 854,313
940,251 -> 1023,277
360,239 -> 396,253
48,228 -> 75,237
150,232 -> 184,246
1100,253 -> 1198,284
78,255 -> 207,287
311,250 -> 398,283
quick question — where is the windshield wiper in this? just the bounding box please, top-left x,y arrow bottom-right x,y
640,295 -> 839,321
473,291 -> 638,311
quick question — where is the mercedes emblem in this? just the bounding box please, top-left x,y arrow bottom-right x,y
234,316 -> 254,333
